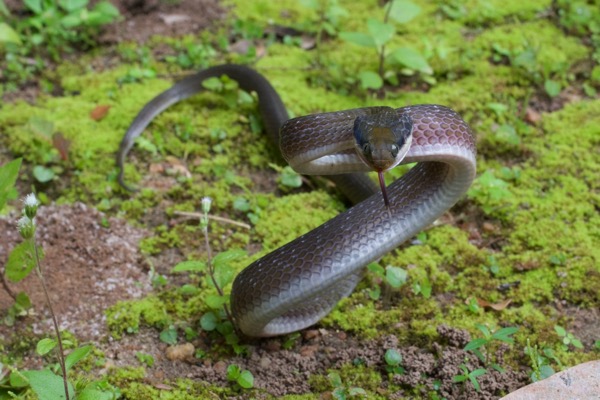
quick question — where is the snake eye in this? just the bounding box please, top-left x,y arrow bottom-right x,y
362,143 -> 372,155
390,144 -> 399,158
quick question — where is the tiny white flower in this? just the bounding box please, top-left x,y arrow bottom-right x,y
23,193 -> 40,219
24,193 -> 39,208
201,197 -> 212,214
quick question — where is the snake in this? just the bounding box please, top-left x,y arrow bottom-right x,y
117,64 -> 477,337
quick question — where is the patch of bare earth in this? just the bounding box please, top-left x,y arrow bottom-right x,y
0,204 -> 151,346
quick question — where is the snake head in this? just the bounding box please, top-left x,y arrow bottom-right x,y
353,108 -> 413,207
353,109 -> 413,172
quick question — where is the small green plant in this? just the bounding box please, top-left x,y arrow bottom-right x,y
328,372 -> 367,399
452,363 -> 487,392
524,339 -> 560,382
554,325 -> 584,350
338,0 -> 432,90
383,349 -> 404,375
282,332 -> 302,350
226,364 -> 254,390
135,352 -> 155,367
0,0 -> 119,87
464,324 -> 519,371
467,170 -> 513,216
412,275 -> 432,298
172,197 -> 247,354
3,191 -> 118,399
271,164 -> 303,190
367,263 -> 407,301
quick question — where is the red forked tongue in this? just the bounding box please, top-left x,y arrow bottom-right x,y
377,170 -> 390,208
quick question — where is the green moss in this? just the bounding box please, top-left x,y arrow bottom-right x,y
448,0 -> 552,26
254,191 -> 344,251
105,296 -> 169,339
471,20 -> 589,77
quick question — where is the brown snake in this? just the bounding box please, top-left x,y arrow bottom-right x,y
117,65 -> 477,337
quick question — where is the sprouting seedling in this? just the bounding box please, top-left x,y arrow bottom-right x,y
226,364 -> 254,390
464,324 -> 518,371
452,363 -> 487,392
384,349 -> 405,375
554,325 -> 583,350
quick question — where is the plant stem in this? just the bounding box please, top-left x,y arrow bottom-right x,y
0,271 -> 16,300
32,238 -> 69,400
201,225 -> 235,326
378,0 -> 395,94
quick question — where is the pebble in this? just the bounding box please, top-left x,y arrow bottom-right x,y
165,343 -> 195,361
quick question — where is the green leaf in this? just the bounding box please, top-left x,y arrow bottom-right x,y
338,31 -> 375,48
32,165 -> 55,183
571,338 -> 584,349
0,0 -> 11,16
171,260 -> 206,273
384,349 -> 402,366
15,291 -> 32,309
76,387 -> 116,400
0,22 -> 21,45
536,365 -> 555,381
233,197 -> 251,212
89,1 -> 120,25
9,369 -> 29,388
492,326 -> 519,343
226,364 -> 241,381
544,80 -> 561,97
65,345 -> 92,371
134,136 -> 158,155
495,124 -> 520,146
464,338 -> 488,351
388,47 -> 433,74
470,368 -> 487,377
366,19 -> 394,50
328,372 -> 342,387
237,370 -> 254,389
36,338 -> 57,355
212,249 -> 246,268
5,241 -> 36,282
200,312 -> 218,331
202,77 -> 223,91
58,0 -> 88,12
385,266 -> 407,288
205,294 -> 228,310
61,13 -> 83,28
387,0 -> 421,24
21,369 -> 75,400
159,326 -> 178,345
468,368 -> 486,391
358,70 -> 383,90
279,166 -> 302,188
23,0 -> 42,14
554,325 -> 566,337
0,158 -> 22,211
214,265 -> 236,289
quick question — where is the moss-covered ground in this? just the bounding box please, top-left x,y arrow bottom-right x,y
1,0 -> 599,398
